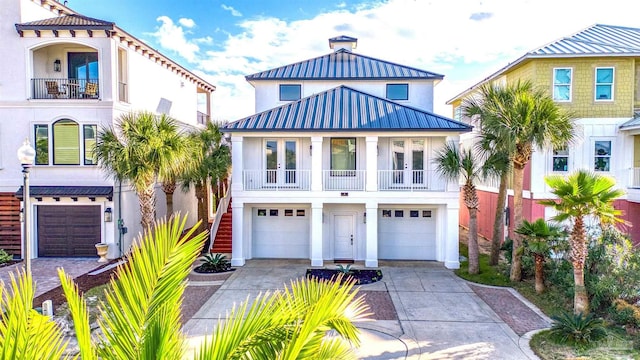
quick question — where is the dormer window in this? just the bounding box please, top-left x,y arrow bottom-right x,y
279,84 -> 301,101
386,84 -> 408,101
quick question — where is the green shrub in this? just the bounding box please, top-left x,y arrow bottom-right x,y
198,253 -> 231,273
610,299 -> 640,328
549,311 -> 607,347
0,249 -> 12,264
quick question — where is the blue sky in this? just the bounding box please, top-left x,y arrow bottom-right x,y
69,0 -> 638,121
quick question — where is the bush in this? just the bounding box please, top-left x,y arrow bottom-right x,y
0,249 -> 12,264
549,311 -> 607,347
195,253 -> 231,273
610,299 -> 640,328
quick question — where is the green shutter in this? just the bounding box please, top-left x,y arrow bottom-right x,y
53,120 -> 80,165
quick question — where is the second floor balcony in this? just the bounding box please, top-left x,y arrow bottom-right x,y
32,78 -> 99,100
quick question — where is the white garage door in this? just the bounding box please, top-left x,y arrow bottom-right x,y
252,207 -> 310,258
379,208 -> 436,260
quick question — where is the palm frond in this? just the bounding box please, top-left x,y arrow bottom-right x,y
59,269 -> 97,360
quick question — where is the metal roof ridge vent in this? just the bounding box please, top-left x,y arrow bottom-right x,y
329,35 -> 357,52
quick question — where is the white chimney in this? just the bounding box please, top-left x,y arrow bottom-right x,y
329,36 -> 357,52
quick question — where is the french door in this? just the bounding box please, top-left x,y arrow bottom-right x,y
391,139 -> 425,187
265,139 -> 298,187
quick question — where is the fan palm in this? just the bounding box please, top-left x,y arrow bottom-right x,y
540,170 -> 624,314
1,214 -> 368,359
474,81 -> 574,281
435,141 -> 483,274
180,122 -> 231,246
515,218 -> 563,294
95,111 -> 191,230
464,84 -> 515,266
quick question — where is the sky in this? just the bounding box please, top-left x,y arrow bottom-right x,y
68,0 -> 639,122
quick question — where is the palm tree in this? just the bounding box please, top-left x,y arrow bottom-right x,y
1,214 -> 369,359
515,218 -> 563,294
435,141 -> 483,274
180,122 -> 231,244
475,81 -> 574,281
95,111 -> 191,230
540,170 -> 624,314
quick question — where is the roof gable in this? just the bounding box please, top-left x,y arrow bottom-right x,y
246,49 -> 444,81
223,86 -> 470,132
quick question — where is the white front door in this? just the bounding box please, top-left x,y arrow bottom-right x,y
333,214 -> 355,259
265,139 -> 298,187
391,139 -> 425,187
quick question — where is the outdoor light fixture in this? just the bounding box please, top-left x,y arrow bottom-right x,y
309,144 -> 313,156
53,59 -> 61,72
104,207 -> 113,222
17,139 -> 35,275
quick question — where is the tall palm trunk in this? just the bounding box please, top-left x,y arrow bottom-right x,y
534,254 -> 545,294
510,162 -> 525,281
195,183 -> 209,252
467,207 -> 480,274
571,217 -> 589,314
139,181 -> 156,230
162,181 -> 176,218
490,171 -> 508,265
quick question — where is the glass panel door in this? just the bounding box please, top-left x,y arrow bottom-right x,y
412,140 -> 424,184
265,140 -> 278,184
285,140 -> 297,184
392,140 -> 405,184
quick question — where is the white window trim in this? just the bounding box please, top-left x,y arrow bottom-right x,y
34,120 -> 98,167
550,146 -> 569,173
592,138 -> 614,173
552,67 -> 572,102
594,67 -> 615,102
278,84 -> 302,102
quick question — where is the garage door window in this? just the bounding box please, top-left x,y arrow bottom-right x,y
395,210 -> 404,217
410,210 -> 419,217
270,209 -> 279,216
422,210 -> 432,217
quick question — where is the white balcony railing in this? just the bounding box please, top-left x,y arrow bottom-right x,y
322,170 -> 365,191
378,170 -> 445,191
243,170 -> 310,191
630,167 -> 640,188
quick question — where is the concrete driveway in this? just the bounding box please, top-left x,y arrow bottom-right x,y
183,260 -> 548,359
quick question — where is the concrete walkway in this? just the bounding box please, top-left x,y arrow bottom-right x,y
183,260 -> 550,359
0,258 -> 102,297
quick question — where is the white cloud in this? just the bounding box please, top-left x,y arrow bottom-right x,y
151,0 -> 640,121
221,4 -> 242,17
178,18 -> 195,28
148,16 -> 200,62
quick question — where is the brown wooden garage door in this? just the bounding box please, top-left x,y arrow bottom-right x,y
37,205 -> 101,257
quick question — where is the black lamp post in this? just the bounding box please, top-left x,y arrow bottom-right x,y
17,139 -> 35,274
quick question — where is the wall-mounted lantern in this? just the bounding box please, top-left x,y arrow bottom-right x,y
104,207 -> 113,222
53,59 -> 61,72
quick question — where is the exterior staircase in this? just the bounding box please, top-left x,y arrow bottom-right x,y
211,201 -> 232,253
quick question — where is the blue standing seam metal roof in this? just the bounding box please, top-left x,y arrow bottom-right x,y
246,49 -> 444,81
223,86 -> 471,132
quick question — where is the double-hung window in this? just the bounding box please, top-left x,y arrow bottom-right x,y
33,120 -> 97,166
595,67 -> 614,101
553,68 -> 572,101
594,140 -> 612,172
330,138 -> 356,176
552,147 -> 569,172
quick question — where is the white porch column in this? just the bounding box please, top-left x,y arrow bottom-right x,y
365,136 -> 378,192
311,136 -> 323,192
444,203 -> 460,269
365,201 -> 378,268
231,136 -> 244,193
310,202 -> 323,266
231,201 -> 245,267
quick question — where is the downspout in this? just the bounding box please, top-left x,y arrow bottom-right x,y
117,179 -> 123,257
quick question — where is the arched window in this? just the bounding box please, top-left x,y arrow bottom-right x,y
53,119 -> 80,165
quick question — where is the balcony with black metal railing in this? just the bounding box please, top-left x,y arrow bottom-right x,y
32,78 -> 99,100
197,111 -> 210,125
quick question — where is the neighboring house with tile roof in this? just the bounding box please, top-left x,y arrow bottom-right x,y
221,36 -> 470,269
0,0 -> 215,259
447,24 -> 640,242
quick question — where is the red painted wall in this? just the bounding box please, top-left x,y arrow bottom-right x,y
614,200 -> 640,245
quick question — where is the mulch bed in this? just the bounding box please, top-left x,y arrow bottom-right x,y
306,268 -> 383,285
33,260 -> 120,309
0,260 -> 22,268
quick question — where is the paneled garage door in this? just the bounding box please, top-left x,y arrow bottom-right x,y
38,205 -> 101,257
252,207 -> 309,258
379,208 -> 436,260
